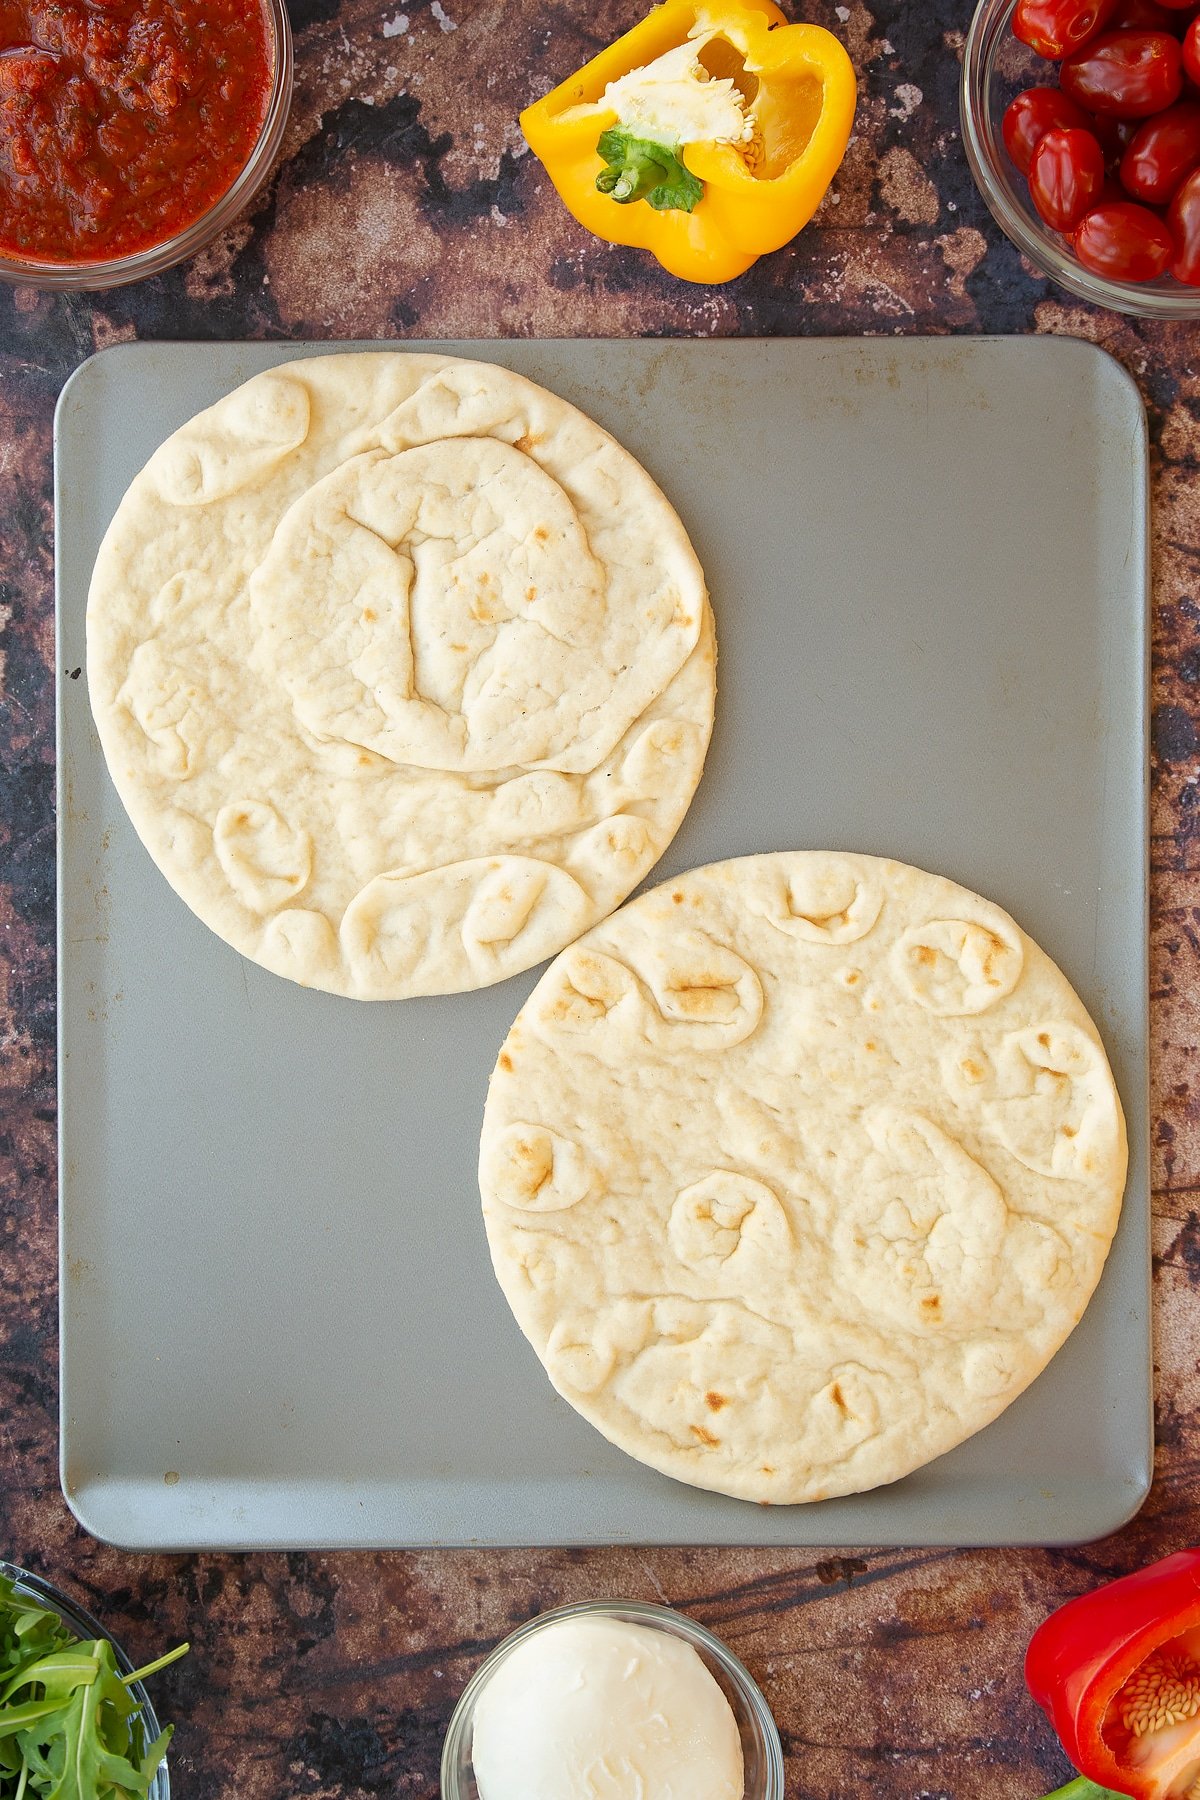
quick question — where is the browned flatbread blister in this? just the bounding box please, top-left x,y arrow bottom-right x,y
86,353 -> 715,999
479,852 -> 1128,1505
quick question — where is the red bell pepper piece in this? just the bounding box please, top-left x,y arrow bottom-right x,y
1026,1549 -> 1200,1799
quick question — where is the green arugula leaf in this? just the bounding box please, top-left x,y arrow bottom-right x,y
594,127 -> 703,213
0,1577 -> 187,1800
133,1733 -> 172,1792
13,1727 -> 61,1794
46,1685 -> 91,1800
2,1652 -> 101,1705
0,1705 -> 62,1742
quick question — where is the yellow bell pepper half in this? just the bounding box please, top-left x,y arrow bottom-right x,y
520,0 -> 857,285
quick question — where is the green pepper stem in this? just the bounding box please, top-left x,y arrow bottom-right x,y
594,127 -> 703,213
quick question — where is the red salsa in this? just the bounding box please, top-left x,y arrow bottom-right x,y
0,0 -> 274,264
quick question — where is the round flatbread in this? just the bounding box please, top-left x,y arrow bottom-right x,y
479,852 -> 1128,1505
86,353 -> 715,999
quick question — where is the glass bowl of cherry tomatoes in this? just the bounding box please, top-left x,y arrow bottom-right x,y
962,0 -> 1200,315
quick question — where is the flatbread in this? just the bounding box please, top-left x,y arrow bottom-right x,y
479,852 -> 1128,1505
86,353 -> 715,999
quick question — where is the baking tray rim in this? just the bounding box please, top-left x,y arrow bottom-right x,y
54,334 -> 1153,1550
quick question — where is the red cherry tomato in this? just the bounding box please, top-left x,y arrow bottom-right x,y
1185,14 -> 1200,83
1156,0 -> 1200,10
1003,86 -> 1095,172
1029,126 -> 1108,225
1073,198 -> 1176,274
1061,29 -> 1184,114
1108,0 -> 1184,27
1089,110 -> 1139,162
1168,164 -> 1200,280
1120,98 -> 1200,198
1013,0 -> 1120,57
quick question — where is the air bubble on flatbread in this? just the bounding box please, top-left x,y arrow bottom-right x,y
669,1172 -> 792,1274
632,929 -> 764,1050
543,1301 -> 653,1397
748,855 -> 884,945
117,640 -> 212,780
489,771 -> 587,838
568,814 -> 656,882
461,859 -> 590,976
618,718 -> 706,797
545,1326 -> 615,1396
377,368 -> 521,452
214,801 -> 311,914
610,1301 -> 793,1456
986,1022 -> 1118,1179
262,908 -> 340,985
529,946 -> 641,1039
484,1123 -> 595,1214
807,1366 -> 883,1461
893,911 -> 1024,1015
837,1108 -> 1008,1338
340,870 -> 430,989
149,372 -> 311,506
1011,1217 -> 1074,1295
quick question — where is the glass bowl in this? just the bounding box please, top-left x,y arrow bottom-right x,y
961,0 -> 1200,318
440,1598 -> 784,1800
0,0 -> 292,293
0,1562 -> 171,1799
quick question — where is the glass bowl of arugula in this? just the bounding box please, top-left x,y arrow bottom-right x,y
0,1563 -> 188,1800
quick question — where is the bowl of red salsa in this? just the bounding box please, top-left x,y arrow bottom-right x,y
0,0 -> 292,288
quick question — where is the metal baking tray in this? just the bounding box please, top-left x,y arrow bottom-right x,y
56,337 -> 1151,1550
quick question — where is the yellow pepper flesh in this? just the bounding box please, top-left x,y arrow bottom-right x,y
520,0 -> 857,284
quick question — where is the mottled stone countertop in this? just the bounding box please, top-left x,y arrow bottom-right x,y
2,1 -> 1199,1794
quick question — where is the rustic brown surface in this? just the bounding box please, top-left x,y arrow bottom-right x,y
1,1 -> 1198,1794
